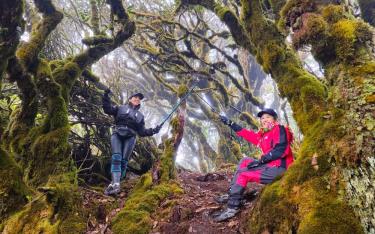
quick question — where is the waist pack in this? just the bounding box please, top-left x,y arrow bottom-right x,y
114,126 -> 136,138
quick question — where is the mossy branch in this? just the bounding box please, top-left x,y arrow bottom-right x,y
178,0 -> 255,53
0,0 -> 24,87
73,0 -> 135,69
16,0 -> 63,72
89,0 -> 100,35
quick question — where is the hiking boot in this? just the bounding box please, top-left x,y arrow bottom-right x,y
213,207 -> 240,222
214,194 -> 229,204
104,183 -> 120,195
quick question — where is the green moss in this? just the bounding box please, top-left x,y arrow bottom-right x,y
365,94 -> 375,104
177,84 -> 188,98
160,146 -> 175,181
248,180 -> 294,233
290,179 -> 363,234
111,173 -> 183,234
262,41 -> 286,73
35,60 -> 60,98
298,199 -> 363,234
0,0 -> 24,86
52,61 -> 81,103
82,35 -> 113,45
331,19 -> 357,61
292,13 -> 329,50
276,66 -> 327,132
214,81 -> 229,106
214,4 -> 231,21
269,0 -> 287,19
2,166 -> 85,233
230,141 -> 242,161
2,199 -> 59,234
2,190 -> 86,234
322,17 -> 372,64
49,60 -> 65,71
321,5 -> 346,24
16,10 -> 63,71
249,174 -> 363,234
0,148 -> 31,220
239,112 -> 258,128
28,126 -> 70,185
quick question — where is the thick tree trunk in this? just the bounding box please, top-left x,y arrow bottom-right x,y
0,1 -> 30,223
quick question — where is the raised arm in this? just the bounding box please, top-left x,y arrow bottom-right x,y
102,89 -> 118,116
219,115 -> 260,145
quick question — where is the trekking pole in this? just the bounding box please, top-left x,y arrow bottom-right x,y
196,92 -> 243,145
159,81 -> 198,127
194,92 -> 220,114
229,104 -> 243,115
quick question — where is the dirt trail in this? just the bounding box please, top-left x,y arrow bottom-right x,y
83,169 -> 262,234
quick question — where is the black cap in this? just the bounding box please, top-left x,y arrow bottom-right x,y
257,108 -> 278,118
129,92 -> 144,100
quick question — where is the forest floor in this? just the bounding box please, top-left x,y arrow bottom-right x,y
83,166 -> 262,234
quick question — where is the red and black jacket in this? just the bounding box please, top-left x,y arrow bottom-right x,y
235,123 -> 294,168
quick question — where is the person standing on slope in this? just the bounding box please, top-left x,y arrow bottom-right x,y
102,89 -> 162,195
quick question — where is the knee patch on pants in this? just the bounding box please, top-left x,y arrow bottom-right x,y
111,153 -> 122,173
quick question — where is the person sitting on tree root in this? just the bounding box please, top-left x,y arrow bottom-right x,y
214,108 -> 294,222
102,89 -> 162,195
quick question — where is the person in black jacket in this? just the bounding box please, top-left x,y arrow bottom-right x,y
102,89 -> 162,195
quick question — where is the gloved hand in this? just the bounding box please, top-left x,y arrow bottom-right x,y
152,124 -> 162,134
219,115 -> 233,126
247,160 -> 260,169
259,155 -> 270,164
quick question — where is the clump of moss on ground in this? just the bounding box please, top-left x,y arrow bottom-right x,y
111,173 -> 183,234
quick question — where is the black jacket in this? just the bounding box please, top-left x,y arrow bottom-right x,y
102,93 -> 154,137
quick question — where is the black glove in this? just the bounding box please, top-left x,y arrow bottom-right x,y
247,160 -> 260,169
259,155 -> 271,164
219,115 -> 243,132
219,115 -> 233,126
152,124 -> 162,134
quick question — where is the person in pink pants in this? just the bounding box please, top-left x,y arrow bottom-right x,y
214,108 -> 294,222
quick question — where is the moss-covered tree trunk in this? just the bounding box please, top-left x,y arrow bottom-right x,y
181,0 -> 374,233
0,0 -> 32,224
0,0 -> 135,233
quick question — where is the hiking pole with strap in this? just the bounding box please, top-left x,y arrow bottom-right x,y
158,81 -> 198,127
229,104 -> 244,115
195,92 -> 243,145
194,92 -> 220,114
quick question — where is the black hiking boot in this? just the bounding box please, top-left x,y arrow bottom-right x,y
212,207 -> 240,222
214,194 -> 229,204
215,189 -> 258,203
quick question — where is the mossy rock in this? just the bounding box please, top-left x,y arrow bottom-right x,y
2,195 -> 86,234
111,173 -> 183,234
